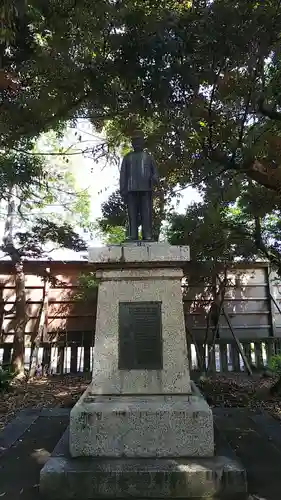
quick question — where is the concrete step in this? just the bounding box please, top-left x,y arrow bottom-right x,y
40,426 -> 247,499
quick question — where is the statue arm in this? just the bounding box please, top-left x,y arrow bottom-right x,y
120,157 -> 127,197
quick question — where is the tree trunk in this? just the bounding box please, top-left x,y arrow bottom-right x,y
11,261 -> 27,376
2,187 -> 27,377
245,160 -> 281,194
29,270 -> 49,378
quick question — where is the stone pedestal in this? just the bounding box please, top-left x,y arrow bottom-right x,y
88,267 -> 191,396
70,391 -> 214,458
70,243 -> 213,458
40,243 -> 247,498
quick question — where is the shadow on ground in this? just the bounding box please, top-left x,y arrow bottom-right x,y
0,413 -> 69,499
0,407 -> 281,499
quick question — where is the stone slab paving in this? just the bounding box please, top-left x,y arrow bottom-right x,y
0,409 -> 69,500
0,409 -> 39,458
0,407 -> 281,498
215,408 -> 281,500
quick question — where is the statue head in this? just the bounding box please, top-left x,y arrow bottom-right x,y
131,131 -> 145,152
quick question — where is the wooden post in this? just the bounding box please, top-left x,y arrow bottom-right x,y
0,286 -> 6,339
56,345 -> 65,374
222,307 -> 252,375
205,271 -> 227,374
42,344 -> 51,375
276,339 -> 281,355
254,341 -> 264,369
229,343 -> 240,372
264,338 -> 275,368
70,344 -> 78,373
242,342 -> 252,367
219,342 -> 228,373
208,345 -> 216,373
187,327 -> 202,371
2,344 -> 12,366
84,345 -> 91,373
29,269 -> 50,377
267,265 -> 276,337
196,341 -> 206,372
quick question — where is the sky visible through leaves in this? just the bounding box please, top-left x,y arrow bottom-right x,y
0,119 -> 201,259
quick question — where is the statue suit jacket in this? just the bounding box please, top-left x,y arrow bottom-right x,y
120,151 -> 158,195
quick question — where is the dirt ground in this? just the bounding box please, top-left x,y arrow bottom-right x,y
198,372 -> 281,419
1,371 -> 281,431
0,374 -> 91,431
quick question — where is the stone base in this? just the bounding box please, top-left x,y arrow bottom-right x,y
69,383 -> 214,458
40,429 -> 247,499
89,242 -> 190,265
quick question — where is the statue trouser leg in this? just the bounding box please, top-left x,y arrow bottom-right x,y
127,192 -> 139,240
140,192 -> 152,241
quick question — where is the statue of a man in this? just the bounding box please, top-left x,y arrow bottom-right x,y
120,131 -> 159,241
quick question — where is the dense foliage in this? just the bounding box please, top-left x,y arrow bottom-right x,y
0,134 -> 91,376
2,0 -> 281,267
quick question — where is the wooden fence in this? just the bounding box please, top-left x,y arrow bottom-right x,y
0,259 -> 281,375
0,260 -> 281,341
1,338 -> 280,375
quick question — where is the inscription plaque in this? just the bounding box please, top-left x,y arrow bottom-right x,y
118,301 -> 163,370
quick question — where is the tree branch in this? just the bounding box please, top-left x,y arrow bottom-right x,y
258,96 -> 281,122
207,66 -> 222,152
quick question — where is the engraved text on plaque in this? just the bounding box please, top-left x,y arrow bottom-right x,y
118,301 -> 162,370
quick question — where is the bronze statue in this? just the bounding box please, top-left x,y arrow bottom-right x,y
120,132 -> 159,241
